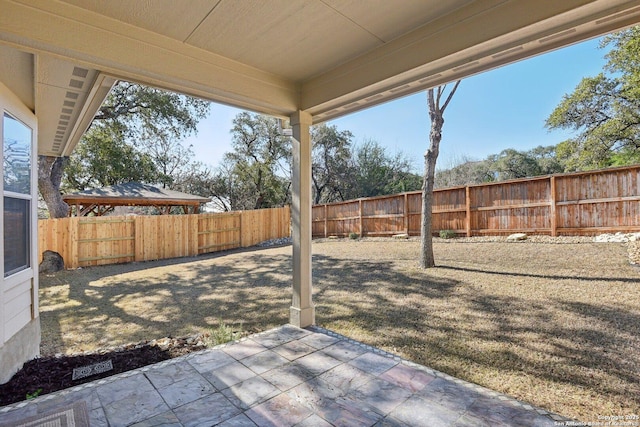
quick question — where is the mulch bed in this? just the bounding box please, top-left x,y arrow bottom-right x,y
0,337 -> 206,406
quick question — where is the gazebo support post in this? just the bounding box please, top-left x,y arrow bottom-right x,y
290,110 -> 315,328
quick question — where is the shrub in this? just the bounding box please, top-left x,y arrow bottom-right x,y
205,320 -> 243,347
349,232 -> 360,240
439,229 -> 457,239
26,388 -> 43,400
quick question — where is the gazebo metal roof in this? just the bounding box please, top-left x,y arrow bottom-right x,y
62,182 -> 210,216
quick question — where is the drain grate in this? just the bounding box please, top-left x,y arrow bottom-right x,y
72,360 -> 113,380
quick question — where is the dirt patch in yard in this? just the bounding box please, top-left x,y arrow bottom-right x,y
27,238 -> 640,420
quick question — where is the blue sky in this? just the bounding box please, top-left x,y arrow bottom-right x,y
184,37 -> 609,173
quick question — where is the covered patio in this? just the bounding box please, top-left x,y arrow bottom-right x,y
2,0 -> 640,331
0,325 -> 562,426
2,0 -> 640,424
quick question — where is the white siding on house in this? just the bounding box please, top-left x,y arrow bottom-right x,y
4,279 -> 31,315
0,79 -> 39,382
4,275 -> 32,338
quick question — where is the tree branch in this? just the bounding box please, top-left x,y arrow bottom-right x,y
440,80 -> 461,113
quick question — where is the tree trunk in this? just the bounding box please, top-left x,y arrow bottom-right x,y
420,115 -> 442,268
421,81 -> 460,268
38,155 -> 70,218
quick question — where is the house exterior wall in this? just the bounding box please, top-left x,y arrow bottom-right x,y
0,80 -> 39,384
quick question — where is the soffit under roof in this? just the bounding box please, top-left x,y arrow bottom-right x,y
59,0 -> 471,81
36,55 -> 115,156
0,43 -> 114,157
2,0 -> 640,130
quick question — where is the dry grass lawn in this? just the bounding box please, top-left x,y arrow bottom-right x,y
39,238 -> 640,421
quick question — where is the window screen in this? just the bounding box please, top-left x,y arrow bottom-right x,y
3,112 -> 32,277
3,113 -> 31,195
4,197 -> 29,276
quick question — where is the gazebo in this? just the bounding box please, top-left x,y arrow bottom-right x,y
62,182 -> 210,217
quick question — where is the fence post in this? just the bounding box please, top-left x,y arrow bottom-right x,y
358,199 -> 363,236
69,217 -> 79,268
465,186 -> 472,237
404,193 -> 409,234
324,204 -> 328,238
550,176 -> 557,237
238,211 -> 242,247
134,216 -> 144,262
189,214 -> 199,256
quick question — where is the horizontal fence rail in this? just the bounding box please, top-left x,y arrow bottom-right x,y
39,206 -> 290,269
312,165 -> 640,238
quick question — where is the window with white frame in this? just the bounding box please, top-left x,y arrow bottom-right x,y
3,112 -> 32,277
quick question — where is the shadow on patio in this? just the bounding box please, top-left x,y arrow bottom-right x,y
0,325 -> 561,426
36,240 -> 640,421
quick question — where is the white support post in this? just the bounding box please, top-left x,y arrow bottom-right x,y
290,110 -> 315,328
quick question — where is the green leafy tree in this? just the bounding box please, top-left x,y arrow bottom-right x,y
102,82 -> 208,189
64,124 -> 158,190
94,82 -> 209,137
527,145 -> 564,175
352,140 -> 391,197
383,170 -> 423,195
436,146 -> 563,189
546,27 -> 640,170
311,124 -> 354,204
348,139 -> 421,199
489,148 -> 542,180
435,155 -> 495,188
221,112 -> 291,210
206,116 -> 419,210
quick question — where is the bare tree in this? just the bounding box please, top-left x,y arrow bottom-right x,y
421,81 -> 461,268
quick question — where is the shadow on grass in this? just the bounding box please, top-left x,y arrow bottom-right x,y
460,293 -> 640,392
39,244 -> 639,418
40,250 -> 294,353
439,264 -> 640,283
40,249 -> 456,353
310,255 -> 639,418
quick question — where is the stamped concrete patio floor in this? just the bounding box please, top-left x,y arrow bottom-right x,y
0,325 -> 566,426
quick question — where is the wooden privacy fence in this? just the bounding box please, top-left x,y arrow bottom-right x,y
312,165 -> 640,238
39,207 -> 290,269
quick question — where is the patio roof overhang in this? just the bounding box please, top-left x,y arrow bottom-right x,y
2,0 -> 640,157
2,0 -> 640,327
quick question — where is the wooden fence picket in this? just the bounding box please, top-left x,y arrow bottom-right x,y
38,166 -> 640,269
312,165 -> 640,238
38,206 -> 291,269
